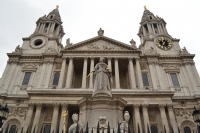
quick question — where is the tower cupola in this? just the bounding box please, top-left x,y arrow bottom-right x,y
138,6 -> 170,44
33,5 -> 65,43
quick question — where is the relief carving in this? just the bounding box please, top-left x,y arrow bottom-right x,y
87,42 -> 124,50
8,107 -> 28,120
44,108 -> 53,121
174,108 -> 193,119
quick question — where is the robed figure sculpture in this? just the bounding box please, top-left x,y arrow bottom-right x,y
92,57 -> 112,97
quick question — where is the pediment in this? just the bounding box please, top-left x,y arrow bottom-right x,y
63,36 -> 137,51
22,64 -> 38,72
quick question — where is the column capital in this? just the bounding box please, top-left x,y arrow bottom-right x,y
83,57 -> 88,59
133,104 -> 140,109
114,57 -> 118,60
128,57 -> 133,60
36,103 -> 43,110
135,57 -> 140,60
28,103 -> 34,110
53,103 -> 60,110
61,103 -> 68,108
68,57 -> 74,59
142,103 -> 149,110
158,104 -> 166,111
107,57 -> 112,59
90,57 -> 95,59
167,104 -> 173,111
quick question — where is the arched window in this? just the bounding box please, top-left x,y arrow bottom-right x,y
53,72 -> 60,85
9,125 -> 17,133
43,124 -> 51,133
151,125 -> 158,133
184,126 -> 191,133
142,73 -> 149,86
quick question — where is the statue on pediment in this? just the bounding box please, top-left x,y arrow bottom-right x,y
15,45 -> 22,52
120,111 -> 130,133
130,39 -> 137,48
98,28 -> 104,36
92,57 -> 112,96
65,38 -> 73,47
68,113 -> 83,133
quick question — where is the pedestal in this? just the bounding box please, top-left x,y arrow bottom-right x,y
78,97 -> 127,131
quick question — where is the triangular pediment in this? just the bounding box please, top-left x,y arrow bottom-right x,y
22,64 -> 38,72
63,36 -> 137,51
164,65 -> 180,73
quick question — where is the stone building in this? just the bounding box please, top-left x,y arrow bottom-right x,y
0,6 -> 200,133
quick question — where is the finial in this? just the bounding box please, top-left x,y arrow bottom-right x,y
144,6 -> 147,10
56,5 -> 59,10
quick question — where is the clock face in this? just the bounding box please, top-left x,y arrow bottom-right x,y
155,37 -> 173,50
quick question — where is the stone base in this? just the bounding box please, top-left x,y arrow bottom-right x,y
92,89 -> 112,97
78,97 -> 127,131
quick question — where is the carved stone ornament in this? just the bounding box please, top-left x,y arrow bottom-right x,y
46,46 -> 56,52
8,107 -> 28,120
158,104 -> 166,111
133,104 -> 140,111
44,108 -> 53,121
15,45 -> 22,52
174,108 -> 193,119
145,46 -> 157,55
87,42 -> 124,50
149,111 -> 156,122
98,116 -> 107,128
130,39 -> 137,48
13,100 -> 24,106
179,101 -> 187,107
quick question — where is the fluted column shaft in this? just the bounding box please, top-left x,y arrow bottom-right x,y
129,58 -> 136,89
66,58 -> 74,88
159,104 -> 169,133
148,62 -> 157,89
142,104 -> 151,133
4,62 -> 17,90
44,62 -> 54,88
58,58 -> 67,88
135,58 -> 143,89
32,103 -> 42,133
155,62 -> 164,89
59,104 -> 68,133
114,58 -> 120,89
167,104 -> 178,133
82,57 -> 88,88
89,58 -> 94,88
24,103 -> 34,132
37,62 -> 47,88
51,103 -> 60,133
185,62 -> 196,90
133,104 -> 142,133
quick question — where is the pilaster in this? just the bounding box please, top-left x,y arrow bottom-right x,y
32,103 -> 43,133
158,104 -> 169,133
51,103 -> 60,133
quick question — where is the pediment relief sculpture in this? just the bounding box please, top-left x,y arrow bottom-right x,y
145,46 -> 157,55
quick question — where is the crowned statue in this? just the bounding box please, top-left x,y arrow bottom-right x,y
90,57 -> 112,97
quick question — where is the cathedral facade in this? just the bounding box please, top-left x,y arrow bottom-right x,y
0,6 -> 200,133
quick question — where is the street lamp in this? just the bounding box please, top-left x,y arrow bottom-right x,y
0,104 -> 9,128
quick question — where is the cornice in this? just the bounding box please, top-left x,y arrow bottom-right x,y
62,50 -> 141,54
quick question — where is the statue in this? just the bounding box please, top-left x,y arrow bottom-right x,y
130,39 -> 137,48
65,38 -> 73,47
15,45 -> 22,52
92,57 -> 112,97
68,113 -> 83,133
98,28 -> 104,36
182,46 -> 188,53
120,111 -> 130,133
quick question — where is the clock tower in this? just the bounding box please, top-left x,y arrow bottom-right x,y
138,6 -> 181,55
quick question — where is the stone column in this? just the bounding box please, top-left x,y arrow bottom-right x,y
82,57 -> 88,88
128,58 -> 136,89
155,62 -> 164,89
167,104 -> 178,133
142,103 -> 151,133
159,104 -> 169,133
51,103 -> 60,133
142,26 -> 147,36
59,103 -> 68,133
89,57 -> 94,88
133,104 -> 142,133
65,57 -> 74,88
37,62 -> 47,88
58,58 -> 67,88
135,57 -> 143,89
185,62 -> 196,89
148,61 -> 157,89
31,103 -> 42,133
4,62 -> 17,90
23,103 -> 34,132
114,58 -> 120,89
44,61 -> 54,88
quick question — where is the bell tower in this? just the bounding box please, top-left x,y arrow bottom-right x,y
138,6 -> 181,55
21,6 -> 65,54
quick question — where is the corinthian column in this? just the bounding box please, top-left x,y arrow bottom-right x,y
65,57 -> 74,88
114,58 -> 120,89
89,57 -> 94,88
142,103 -> 151,133
128,57 -> 136,89
148,61 -> 157,89
51,103 -> 60,133
82,57 -> 88,88
159,104 -> 169,133
31,103 -> 42,133
58,58 -> 67,88
24,103 -> 34,132
44,61 -> 54,88
59,103 -> 68,133
135,57 -> 143,89
167,104 -> 178,133
133,104 -> 142,133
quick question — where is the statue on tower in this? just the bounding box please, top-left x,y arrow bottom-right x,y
90,57 -> 112,97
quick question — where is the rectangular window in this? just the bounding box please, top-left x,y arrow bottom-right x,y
22,72 -> 31,85
142,73 -> 149,86
53,72 -> 60,85
170,73 -> 180,87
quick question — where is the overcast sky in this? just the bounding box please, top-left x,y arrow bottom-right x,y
0,0 -> 200,77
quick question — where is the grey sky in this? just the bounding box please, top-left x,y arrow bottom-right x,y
0,0 -> 200,76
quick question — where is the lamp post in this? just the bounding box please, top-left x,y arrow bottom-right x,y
192,106 -> 200,133
0,104 -> 9,128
